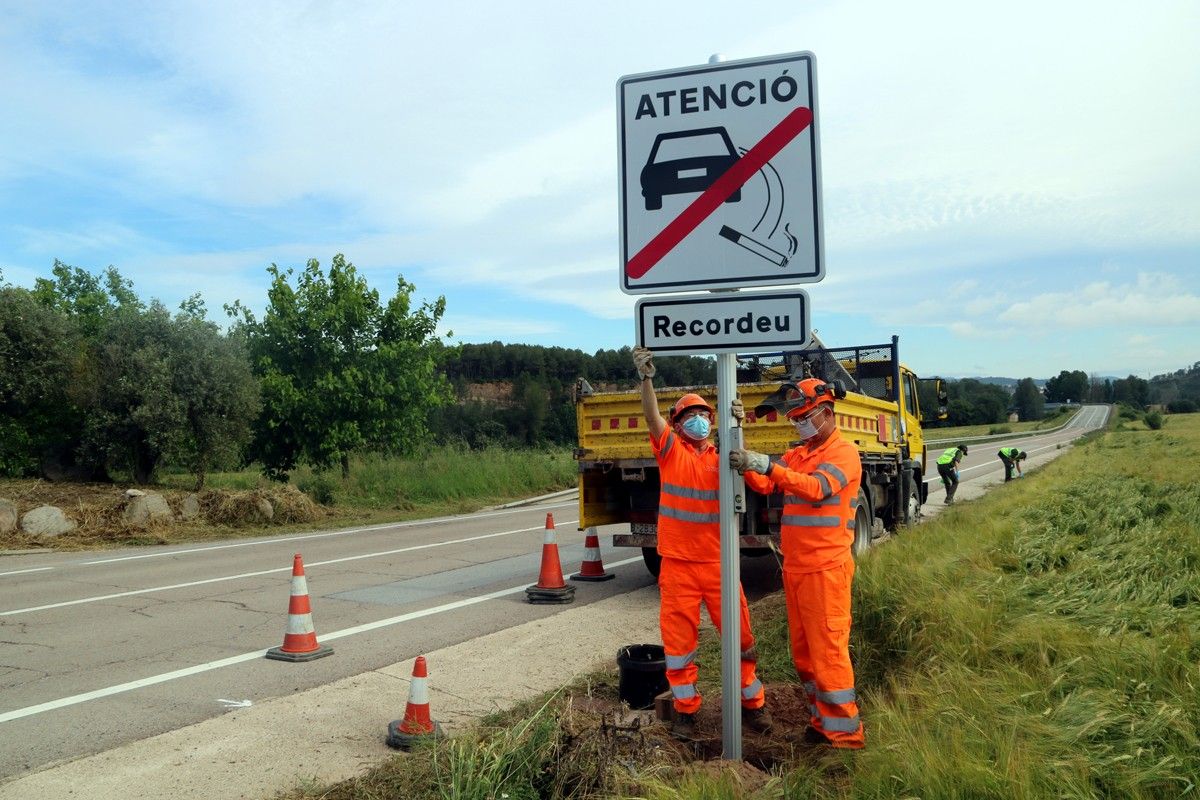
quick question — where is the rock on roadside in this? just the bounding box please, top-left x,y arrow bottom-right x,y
20,505 -> 76,537
0,499 -> 17,535
180,493 -> 201,521
123,491 -> 174,528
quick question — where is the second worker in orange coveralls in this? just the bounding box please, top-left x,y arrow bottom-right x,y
729,378 -> 866,749
632,345 -> 773,740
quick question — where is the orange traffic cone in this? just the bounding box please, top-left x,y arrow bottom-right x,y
387,655 -> 443,749
266,554 -> 333,662
525,513 -> 576,604
571,527 -> 615,582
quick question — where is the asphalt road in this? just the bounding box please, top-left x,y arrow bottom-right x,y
0,500 -> 656,780
0,404 -> 1108,783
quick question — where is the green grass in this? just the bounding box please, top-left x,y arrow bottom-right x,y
927,406 -> 1079,442
280,417 -> 1200,799
157,445 -> 577,512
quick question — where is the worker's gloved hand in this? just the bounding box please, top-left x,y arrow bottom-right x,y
731,398 -> 745,422
729,449 -> 770,475
955,470 -> 960,480
632,346 -> 656,379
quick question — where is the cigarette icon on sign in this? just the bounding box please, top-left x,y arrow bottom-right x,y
718,225 -> 789,268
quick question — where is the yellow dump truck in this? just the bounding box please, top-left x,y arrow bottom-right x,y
574,337 -> 945,576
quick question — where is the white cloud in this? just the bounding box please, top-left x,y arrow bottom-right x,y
999,272 -> 1200,328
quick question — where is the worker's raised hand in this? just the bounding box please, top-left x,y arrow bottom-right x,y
632,346 -> 656,379
731,398 -> 745,422
729,448 -> 770,475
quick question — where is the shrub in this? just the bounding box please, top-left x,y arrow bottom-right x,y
297,472 -> 338,505
1144,410 -> 1165,430
1167,399 -> 1198,414
988,425 -> 1012,435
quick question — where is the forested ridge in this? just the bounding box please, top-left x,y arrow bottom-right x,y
3,257 -> 1196,487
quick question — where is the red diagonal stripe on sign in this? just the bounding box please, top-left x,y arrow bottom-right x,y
625,105 -> 814,280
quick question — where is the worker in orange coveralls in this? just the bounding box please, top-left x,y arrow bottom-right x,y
632,345 -> 772,740
729,378 -> 866,749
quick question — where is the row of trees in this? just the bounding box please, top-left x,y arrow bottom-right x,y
1,265 -> 259,485
0,258 -> 715,485
1043,369 -> 1155,407
2,257 -> 450,487
5,257 -> 1197,487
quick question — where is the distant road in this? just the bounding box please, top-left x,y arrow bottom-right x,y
923,404 -> 1110,502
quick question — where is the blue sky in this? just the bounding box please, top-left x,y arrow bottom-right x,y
1,0 -> 1197,379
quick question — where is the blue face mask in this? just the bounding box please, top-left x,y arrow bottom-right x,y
681,415 -> 711,440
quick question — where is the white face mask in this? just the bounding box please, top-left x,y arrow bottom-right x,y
793,408 -> 825,441
795,417 -> 820,440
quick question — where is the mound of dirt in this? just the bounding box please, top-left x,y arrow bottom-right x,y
0,479 -> 328,550
198,485 -> 324,525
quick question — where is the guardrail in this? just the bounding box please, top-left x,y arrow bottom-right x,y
926,416 -> 1074,447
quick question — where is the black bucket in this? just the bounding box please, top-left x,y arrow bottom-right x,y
616,643 -> 669,710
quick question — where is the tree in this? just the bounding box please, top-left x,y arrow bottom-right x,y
0,287 -> 82,476
230,254 -> 453,480
166,299 -> 261,490
1111,375 -> 1149,408
941,378 -> 1010,425
1044,369 -> 1089,403
73,301 -> 183,484
32,260 -> 140,335
1013,377 -> 1045,421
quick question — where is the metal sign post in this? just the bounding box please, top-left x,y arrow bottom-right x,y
716,351 -> 744,759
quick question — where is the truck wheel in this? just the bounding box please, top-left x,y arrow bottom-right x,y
851,488 -> 873,559
641,546 -> 662,578
903,482 -> 922,527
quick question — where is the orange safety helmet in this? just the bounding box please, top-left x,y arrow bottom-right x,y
670,392 -> 714,423
782,378 -> 838,420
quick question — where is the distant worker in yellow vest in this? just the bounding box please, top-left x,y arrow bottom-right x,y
631,346 -> 772,741
936,444 -> 968,505
998,447 -> 1027,481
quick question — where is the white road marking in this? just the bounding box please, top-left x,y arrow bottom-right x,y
81,500 -> 578,566
0,567 -> 53,578
0,555 -> 643,725
0,519 -> 580,617
217,699 -> 252,709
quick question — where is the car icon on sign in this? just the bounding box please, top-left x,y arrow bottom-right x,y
640,127 -> 742,211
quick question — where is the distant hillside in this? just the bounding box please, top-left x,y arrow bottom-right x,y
946,377 -> 1043,390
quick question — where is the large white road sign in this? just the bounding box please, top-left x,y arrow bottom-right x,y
618,52 -> 822,295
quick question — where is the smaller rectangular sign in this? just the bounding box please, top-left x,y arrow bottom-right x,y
635,289 -> 809,356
